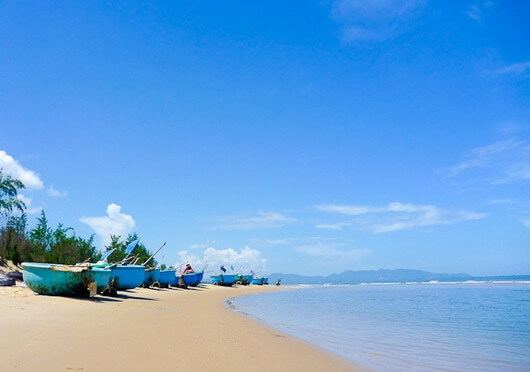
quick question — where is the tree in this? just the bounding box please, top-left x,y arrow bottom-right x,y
0,214 -> 29,264
29,211 -> 53,251
27,211 -> 99,264
0,169 -> 26,222
102,233 -> 155,266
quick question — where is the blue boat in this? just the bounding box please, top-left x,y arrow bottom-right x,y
191,271 -> 204,286
235,274 -> 253,285
22,262 -> 111,297
107,264 -> 145,290
251,276 -> 269,285
142,268 -> 160,288
159,269 -> 179,287
176,272 -> 199,288
211,274 -> 237,286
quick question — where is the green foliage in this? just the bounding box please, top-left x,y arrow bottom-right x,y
0,210 -> 99,265
101,233 -> 157,267
0,169 -> 26,222
0,170 -> 150,267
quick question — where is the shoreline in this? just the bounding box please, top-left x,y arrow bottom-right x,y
0,284 -> 365,371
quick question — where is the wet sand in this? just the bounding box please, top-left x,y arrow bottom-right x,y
0,284 -> 364,371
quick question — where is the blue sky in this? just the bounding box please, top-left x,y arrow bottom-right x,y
1,0 -> 529,276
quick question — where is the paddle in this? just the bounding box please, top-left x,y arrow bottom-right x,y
142,242 -> 167,266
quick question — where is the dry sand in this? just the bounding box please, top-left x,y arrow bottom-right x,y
0,283 -> 365,371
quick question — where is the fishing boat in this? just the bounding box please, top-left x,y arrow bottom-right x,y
22,262 -> 111,297
107,264 -> 146,290
210,273 -> 237,286
140,242 -> 165,288
251,276 -> 269,285
159,269 -> 179,287
235,274 -> 253,285
176,272 -> 199,288
191,271 -> 204,286
142,267 -> 160,288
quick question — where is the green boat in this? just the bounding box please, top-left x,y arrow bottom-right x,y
22,262 -> 111,297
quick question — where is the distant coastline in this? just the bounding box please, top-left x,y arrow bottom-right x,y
269,269 -> 530,285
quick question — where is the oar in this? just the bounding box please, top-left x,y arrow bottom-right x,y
142,242 -> 166,266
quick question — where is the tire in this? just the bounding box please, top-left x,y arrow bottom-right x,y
0,277 -> 16,286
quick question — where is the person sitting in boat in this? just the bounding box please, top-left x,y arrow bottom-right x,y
182,263 -> 195,274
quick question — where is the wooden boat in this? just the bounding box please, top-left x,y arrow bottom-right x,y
22,262 -> 111,297
159,269 -> 179,287
210,274 -> 237,286
142,267 -> 160,288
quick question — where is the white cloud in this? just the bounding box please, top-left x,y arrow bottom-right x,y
212,211 -> 297,230
466,1 -> 493,21
316,202 -> 486,233
47,185 -> 68,197
176,246 -> 267,275
296,244 -> 371,260
315,222 -> 352,231
0,150 -> 44,189
441,138 -> 530,184
80,203 -> 136,248
522,219 -> 530,230
466,4 -> 482,20
17,194 -> 41,215
496,61 -> 530,78
330,0 -> 424,42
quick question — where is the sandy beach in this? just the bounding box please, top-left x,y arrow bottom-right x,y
0,283 -> 364,371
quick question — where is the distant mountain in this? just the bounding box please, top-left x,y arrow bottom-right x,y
269,269 -> 483,285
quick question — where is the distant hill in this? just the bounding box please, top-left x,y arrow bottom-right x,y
268,269 -> 530,285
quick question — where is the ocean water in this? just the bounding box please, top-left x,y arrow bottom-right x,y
230,282 -> 530,371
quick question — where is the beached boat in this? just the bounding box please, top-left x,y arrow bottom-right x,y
107,264 -> 146,290
142,267 -> 160,288
251,276 -> 269,285
176,272 -> 199,288
210,274 -> 237,286
191,271 -> 204,286
235,274 -> 253,285
22,262 -> 111,297
159,269 -> 179,287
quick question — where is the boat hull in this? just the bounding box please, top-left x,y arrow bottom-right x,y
108,265 -> 145,290
251,276 -> 269,285
177,272 -> 198,288
143,268 -> 160,287
235,274 -> 253,285
159,269 -> 178,287
211,274 -> 237,286
191,271 -> 204,286
22,262 -> 110,297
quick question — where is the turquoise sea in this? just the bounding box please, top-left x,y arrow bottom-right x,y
230,282 -> 530,371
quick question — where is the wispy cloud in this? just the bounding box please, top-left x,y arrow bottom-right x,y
80,203 -> 136,248
211,211 -> 297,230
315,222 -> 352,231
296,243 -> 371,260
523,219 -> 530,230
17,194 -> 41,215
0,150 -> 44,190
47,185 -> 68,197
330,0 -> 424,42
495,61 -> 530,78
316,202 -> 486,233
466,1 -> 493,21
441,138 -> 530,184
182,246 -> 267,274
